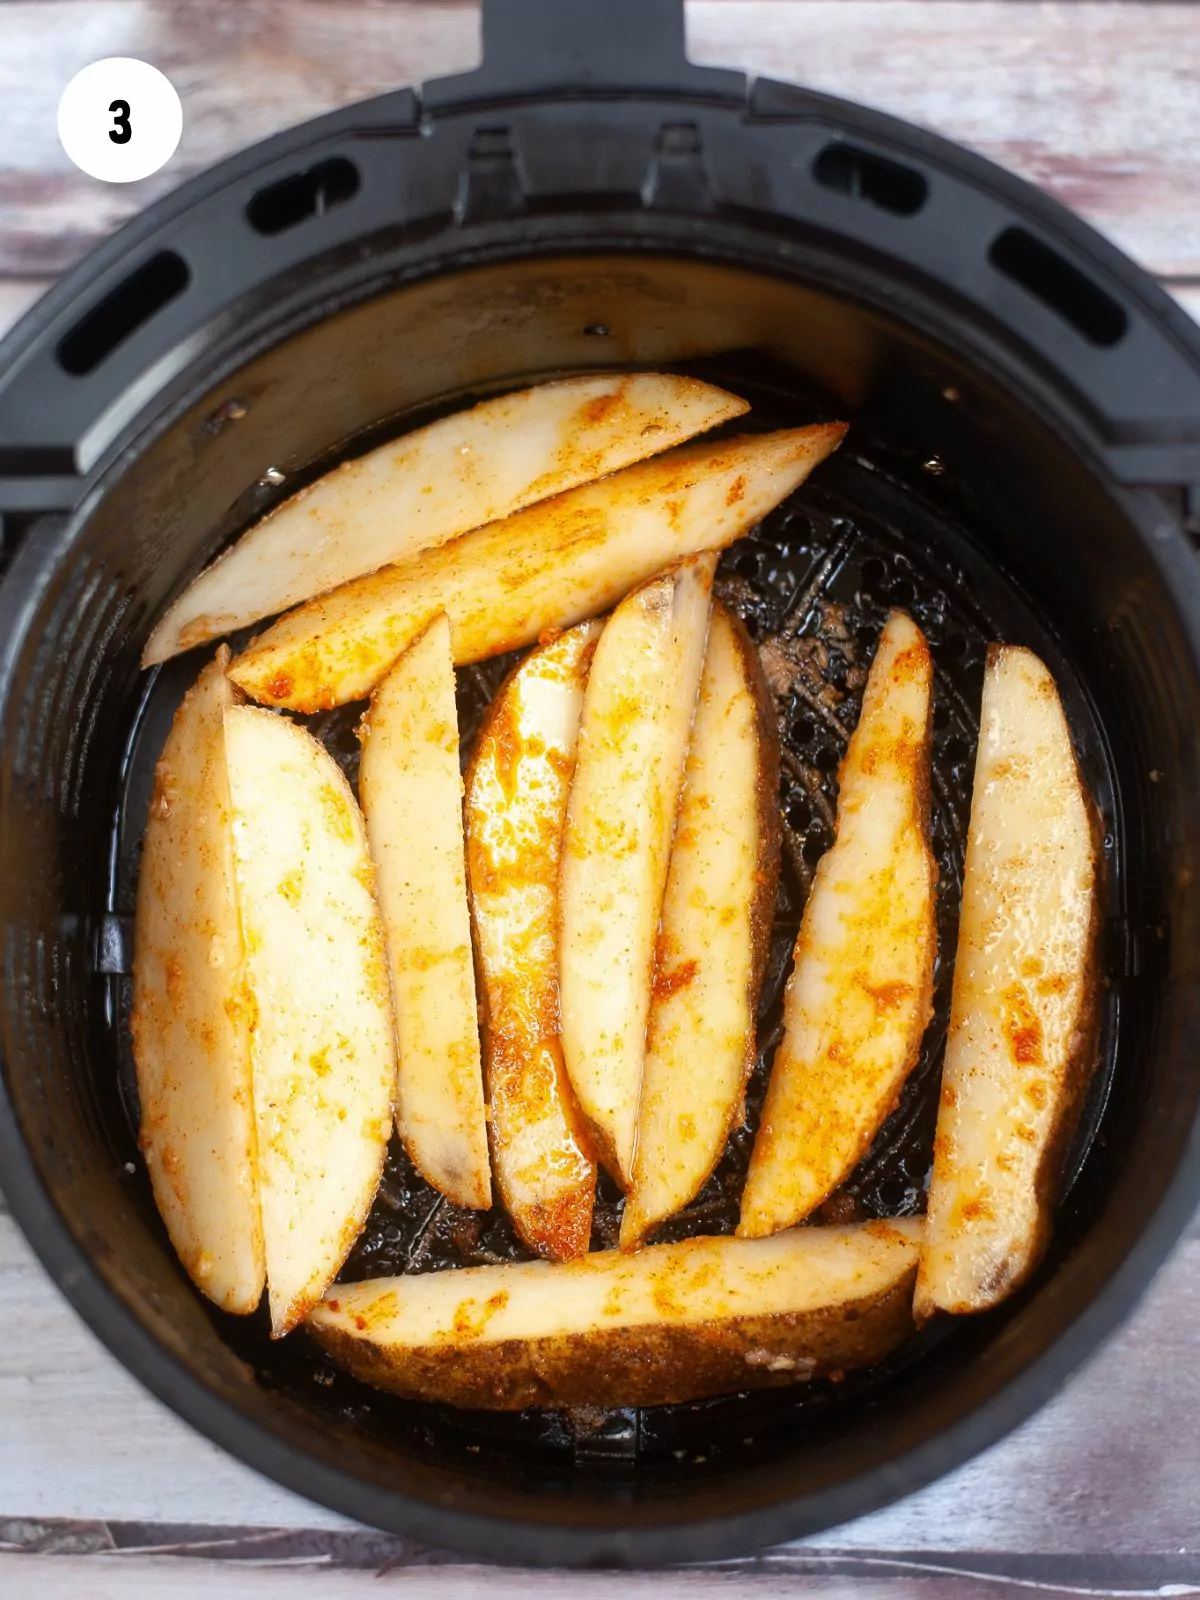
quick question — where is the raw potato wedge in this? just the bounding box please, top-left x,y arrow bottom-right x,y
308,1219 -> 922,1410
144,374 -> 749,666
360,615 -> 491,1210
465,622 -> 601,1259
224,707 -> 396,1336
228,424 -> 847,712
621,605 -> 781,1248
130,649 -> 264,1314
559,555 -> 717,1186
915,646 -> 1102,1320
739,611 -> 937,1239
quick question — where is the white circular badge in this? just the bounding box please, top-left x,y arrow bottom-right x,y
58,58 -> 182,183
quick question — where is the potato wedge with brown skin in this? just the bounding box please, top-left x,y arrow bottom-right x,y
739,611 -> 937,1240
130,648 -> 264,1314
360,614 -> 491,1210
465,622 -> 601,1259
559,554 -> 717,1187
621,605 -> 781,1249
308,1219 -> 921,1410
915,646 -> 1102,1320
144,374 -> 749,667
224,707 -> 396,1337
227,424 -> 847,713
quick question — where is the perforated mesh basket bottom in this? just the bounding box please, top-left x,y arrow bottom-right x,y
109,372 -> 1117,1474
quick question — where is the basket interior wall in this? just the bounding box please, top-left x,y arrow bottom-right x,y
2,252 -> 1198,1521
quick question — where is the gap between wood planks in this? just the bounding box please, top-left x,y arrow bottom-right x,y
1,1 -> 1199,277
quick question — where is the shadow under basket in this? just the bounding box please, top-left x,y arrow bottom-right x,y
2,0 -> 1200,1567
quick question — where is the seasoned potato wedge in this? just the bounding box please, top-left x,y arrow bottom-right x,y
224,707 -> 396,1336
915,646 -> 1102,1320
360,615 -> 491,1210
130,649 -> 264,1314
308,1219 -> 922,1409
228,424 -> 846,712
465,622 -> 601,1258
144,374 -> 748,666
559,555 -> 716,1186
621,604 -> 781,1248
739,611 -> 937,1239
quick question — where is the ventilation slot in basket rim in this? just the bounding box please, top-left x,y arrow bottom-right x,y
57,251 -> 190,378
245,156 -> 362,237
989,225 -> 1128,348
812,142 -> 928,218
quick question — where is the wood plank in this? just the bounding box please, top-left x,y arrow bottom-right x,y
7,1548 -> 1200,1600
5,1516 -> 1200,1592
692,1 -> 1200,279
0,1215 -> 348,1530
3,1551 -> 1192,1600
0,0 -> 478,277
4,1206 -> 1200,1555
0,1557 -> 980,1599
0,278 -> 47,341
1,2 -> 1197,277
5,1536 -> 1200,1599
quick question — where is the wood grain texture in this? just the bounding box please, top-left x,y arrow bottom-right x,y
1,2 -> 1199,276
8,1552 -> 1200,1600
691,1 -> 1200,278
0,1557 -> 1059,1599
0,1213 -> 344,1529
0,278 -> 46,339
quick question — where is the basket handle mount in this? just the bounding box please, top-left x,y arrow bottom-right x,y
423,0 -> 746,108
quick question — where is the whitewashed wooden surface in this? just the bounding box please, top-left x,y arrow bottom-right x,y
1,2 -> 1199,1595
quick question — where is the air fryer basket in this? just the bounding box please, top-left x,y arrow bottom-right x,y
3,0 -> 1200,1567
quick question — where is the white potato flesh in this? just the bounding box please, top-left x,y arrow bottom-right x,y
130,649 -> 264,1314
360,614 -> 491,1210
228,424 -> 847,712
309,1220 -> 922,1409
915,645 -> 1101,1319
739,611 -> 937,1239
621,605 -> 780,1248
144,374 -> 749,666
465,622 -> 601,1259
224,706 -> 396,1336
559,555 -> 716,1187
